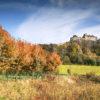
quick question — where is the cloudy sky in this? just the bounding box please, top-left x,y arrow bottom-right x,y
0,0 -> 100,44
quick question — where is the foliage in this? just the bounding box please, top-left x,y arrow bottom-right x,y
41,40 -> 100,66
44,52 -> 62,72
0,28 -> 62,74
62,55 -> 71,64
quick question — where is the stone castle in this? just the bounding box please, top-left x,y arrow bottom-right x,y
70,34 -> 97,41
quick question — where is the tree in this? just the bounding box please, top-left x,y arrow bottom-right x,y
62,56 -> 71,64
44,52 -> 62,72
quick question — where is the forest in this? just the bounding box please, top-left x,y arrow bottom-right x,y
41,36 -> 100,66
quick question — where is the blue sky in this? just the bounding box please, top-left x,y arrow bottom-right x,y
0,0 -> 100,44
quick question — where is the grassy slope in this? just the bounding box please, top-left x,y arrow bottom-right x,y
57,65 -> 100,75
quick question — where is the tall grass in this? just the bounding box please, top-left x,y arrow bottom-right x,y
0,74 -> 100,100
0,64 -> 100,100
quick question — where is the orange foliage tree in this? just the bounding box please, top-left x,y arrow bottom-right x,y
44,52 -> 62,72
0,27 -> 62,74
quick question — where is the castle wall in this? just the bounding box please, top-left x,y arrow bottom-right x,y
70,34 -> 97,42
83,36 -> 97,41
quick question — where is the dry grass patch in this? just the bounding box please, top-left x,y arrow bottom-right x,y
0,75 -> 100,100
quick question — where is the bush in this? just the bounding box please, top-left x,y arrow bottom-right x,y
96,58 -> 100,66
44,52 -> 62,72
83,55 -> 96,65
62,56 -> 71,64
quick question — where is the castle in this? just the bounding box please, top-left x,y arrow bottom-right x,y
82,34 -> 97,41
70,34 -> 97,41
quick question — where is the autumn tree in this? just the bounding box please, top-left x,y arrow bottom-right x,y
44,52 -> 62,72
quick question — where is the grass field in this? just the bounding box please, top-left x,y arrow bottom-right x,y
0,65 -> 100,100
57,65 -> 100,75
0,75 -> 100,100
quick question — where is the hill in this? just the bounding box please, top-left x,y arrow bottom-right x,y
41,34 -> 100,66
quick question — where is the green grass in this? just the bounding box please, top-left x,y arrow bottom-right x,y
0,96 -> 6,100
0,72 -> 42,80
0,65 -> 99,80
57,65 -> 100,75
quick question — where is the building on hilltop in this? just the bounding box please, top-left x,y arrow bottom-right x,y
70,34 -> 97,42
82,34 -> 97,41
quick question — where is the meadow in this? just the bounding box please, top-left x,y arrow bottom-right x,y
57,65 -> 100,75
0,75 -> 100,100
0,65 -> 100,100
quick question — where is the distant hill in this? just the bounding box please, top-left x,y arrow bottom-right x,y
41,34 -> 100,66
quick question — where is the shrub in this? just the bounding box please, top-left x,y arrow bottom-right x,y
62,55 -> 71,64
44,52 -> 62,72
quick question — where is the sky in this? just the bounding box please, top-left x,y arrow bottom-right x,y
0,0 -> 100,44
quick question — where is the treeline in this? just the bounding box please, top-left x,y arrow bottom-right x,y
0,28 -> 62,74
0,27 -> 99,75
41,40 -> 100,66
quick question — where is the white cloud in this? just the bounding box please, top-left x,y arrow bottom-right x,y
16,8 -> 95,44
